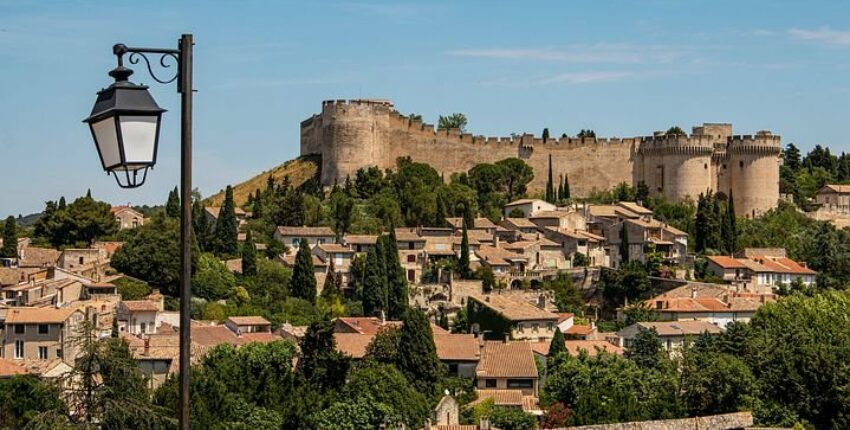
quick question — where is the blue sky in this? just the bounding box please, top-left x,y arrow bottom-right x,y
2,0 -> 850,216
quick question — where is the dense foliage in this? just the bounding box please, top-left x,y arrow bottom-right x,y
33,192 -> 118,248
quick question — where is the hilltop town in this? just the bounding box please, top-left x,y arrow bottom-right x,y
1,132 -> 849,430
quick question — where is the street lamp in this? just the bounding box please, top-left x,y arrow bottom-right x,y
83,34 -> 194,430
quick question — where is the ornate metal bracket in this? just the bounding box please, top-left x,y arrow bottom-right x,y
113,43 -> 182,90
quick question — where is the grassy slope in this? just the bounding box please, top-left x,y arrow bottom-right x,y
204,155 -> 320,208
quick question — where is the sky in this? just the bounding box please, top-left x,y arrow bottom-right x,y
1,0 -> 850,216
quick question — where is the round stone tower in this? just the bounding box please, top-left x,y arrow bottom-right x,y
728,131 -> 781,218
639,134 -> 715,202
302,99 -> 393,186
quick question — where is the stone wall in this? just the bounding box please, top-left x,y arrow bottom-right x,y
300,100 -> 780,216
556,412 -> 754,430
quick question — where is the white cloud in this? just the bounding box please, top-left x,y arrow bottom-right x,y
447,44 -> 689,64
538,71 -> 635,85
790,27 -> 850,46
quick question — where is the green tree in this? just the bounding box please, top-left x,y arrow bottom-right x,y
165,186 -> 180,218
490,406 -> 537,430
542,127 -> 550,142
111,276 -> 152,300
336,363 -> 430,429
330,190 -> 355,242
251,188 -> 263,219
459,218 -> 472,279
396,308 -> 442,395
546,154 -> 555,203
214,185 -> 239,256
321,258 -> 343,301
111,213 -> 196,296
680,348 -> 756,417
192,252 -> 236,301
476,265 -> 496,293
384,231 -> 409,320
364,326 -> 402,364
619,222 -> 629,264
577,129 -> 596,138
548,328 -> 567,359
34,193 -> 118,248
625,326 -> 663,368
298,320 -> 350,392
784,143 -> 802,172
725,190 -> 738,253
438,113 -> 468,131
562,173 -> 571,200
545,273 -> 584,314
241,230 -> 258,277
313,399 -> 400,430
495,158 -> 534,202
192,199 -> 212,252
362,239 -> 388,317
635,181 -> 650,204
290,238 -> 317,303
666,126 -> 686,135
354,166 -> 387,199
1,215 -> 17,258
0,375 -> 65,430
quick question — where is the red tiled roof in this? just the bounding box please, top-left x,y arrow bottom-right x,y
565,325 -> 594,335
469,295 -> 558,322
433,334 -> 481,361
276,226 -> 334,237
227,316 -> 271,326
121,300 -> 160,312
0,358 -> 29,377
477,341 -> 538,379
706,255 -> 748,269
5,307 -> 79,324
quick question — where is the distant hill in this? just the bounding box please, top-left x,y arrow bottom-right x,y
205,155 -> 320,208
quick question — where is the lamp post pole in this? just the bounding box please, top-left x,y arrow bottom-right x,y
177,33 -> 193,430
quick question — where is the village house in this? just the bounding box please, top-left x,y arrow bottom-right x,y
224,316 -> 272,334
204,206 -> 248,227
274,226 -> 336,253
529,339 -> 624,366
474,245 -> 527,277
17,246 -> 61,269
706,248 -> 816,288
617,320 -> 723,353
501,235 -> 568,272
500,218 -> 540,236
1,306 -> 85,365
111,205 -> 145,229
279,252 -> 328,288
117,298 -> 164,335
503,199 -> 557,218
815,184 -> 850,212
643,285 -> 771,328
542,226 -> 608,267
342,234 -> 378,253
609,218 -> 688,268
529,209 -> 586,231
467,294 -> 559,341
58,248 -> 110,281
312,243 -> 355,285
475,340 -> 539,396
446,217 -> 498,235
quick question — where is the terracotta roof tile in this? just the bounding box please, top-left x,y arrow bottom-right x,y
5,307 -> 79,324
334,333 -> 373,358
433,334 -> 481,361
342,235 -> 378,245
121,300 -> 160,312
706,255 -> 748,269
477,341 -> 538,378
470,295 -> 558,322
275,226 -> 334,237
227,316 -> 271,326
0,358 -> 29,377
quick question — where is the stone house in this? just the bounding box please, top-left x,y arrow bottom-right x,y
815,184 -> 850,212
542,226 -> 608,267
475,340 -> 539,396
2,307 -> 85,365
111,205 -> 145,230
500,218 -> 540,235
274,226 -> 335,253
312,243 -> 355,285
646,293 -> 767,329
529,209 -> 586,231
609,218 -> 688,267
446,217 -> 498,235
474,245 -> 527,276
502,236 -> 567,271
58,248 -> 110,281
503,199 -> 557,218
224,316 -> 272,334
117,299 -> 163,335
616,320 -> 722,353
279,253 -> 328,290
467,294 -> 559,341
204,206 -> 248,227
706,250 -> 816,288
342,234 -> 378,253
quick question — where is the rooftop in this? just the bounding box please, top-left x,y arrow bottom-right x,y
477,341 -> 538,379
275,226 -> 335,237
469,294 -> 558,322
620,320 -> 723,337
227,316 -> 271,326
5,306 -> 79,324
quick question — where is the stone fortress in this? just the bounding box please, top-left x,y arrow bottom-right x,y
301,99 -> 781,217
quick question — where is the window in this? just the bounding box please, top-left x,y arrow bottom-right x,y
57,348 -> 63,358
334,253 -> 344,266
14,340 -> 24,359
485,379 -> 497,388
408,242 -> 414,250
317,239 -> 326,245
38,346 -> 48,360
14,324 -> 24,334
38,324 -> 49,334
140,322 -> 147,334
79,256 -> 85,265
292,239 -> 299,246
448,363 -> 459,375
407,269 -> 415,282
507,379 -> 534,389
407,254 -> 416,263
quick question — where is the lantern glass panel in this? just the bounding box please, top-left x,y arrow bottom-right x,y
118,115 -> 159,164
91,117 -> 121,169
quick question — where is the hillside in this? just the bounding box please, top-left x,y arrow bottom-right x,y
205,155 -> 320,208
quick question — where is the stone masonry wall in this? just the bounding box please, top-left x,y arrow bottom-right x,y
300,100 -> 780,216
557,411 -> 754,430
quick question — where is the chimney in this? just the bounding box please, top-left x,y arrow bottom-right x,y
493,233 -> 500,248
480,416 -> 490,430
143,336 -> 150,356
690,287 -> 697,299
537,294 -> 546,309
484,296 -> 490,302
425,419 -> 432,430
380,310 -> 386,324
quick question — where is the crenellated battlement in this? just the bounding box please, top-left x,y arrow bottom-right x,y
300,99 -> 780,217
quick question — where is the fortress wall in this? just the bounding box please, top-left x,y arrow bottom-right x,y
728,134 -> 781,217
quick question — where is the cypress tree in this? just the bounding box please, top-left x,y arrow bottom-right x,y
165,186 -> 180,218
542,127 -> 550,143
463,201 -> 475,230
727,190 -> 738,254
192,199 -> 211,252
321,258 -> 342,300
435,194 -> 448,227
385,231 -> 409,320
363,238 -> 388,317
396,308 -> 441,394
709,193 -> 723,251
563,173 -> 571,200
298,320 -> 350,391
291,238 -> 317,303
557,175 -> 564,202
265,174 -> 275,194
695,193 -> 708,253
58,196 -> 66,210
548,328 -> 567,358
252,189 -> 263,219
241,230 -> 257,277
1,216 -> 17,258
459,218 -> 472,279
619,222 -> 629,265
545,154 -> 555,203
214,185 -> 239,256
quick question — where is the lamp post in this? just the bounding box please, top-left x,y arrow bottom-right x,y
83,34 -> 193,430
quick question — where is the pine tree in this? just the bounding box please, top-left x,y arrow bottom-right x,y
58,196 -> 66,209
548,328 -> 566,359
545,154 -> 555,203
321,259 -> 342,300
726,190 -> 738,254
266,174 -> 275,194
291,238 -> 317,303
362,239 -> 388,317
298,320 -> 350,391
562,173 -> 570,200
214,185 -> 239,256
396,308 -> 441,394
459,218 -> 472,279
241,230 -> 257,277
165,186 -> 180,218
635,181 -> 649,205
542,127 -> 550,143
619,222 -> 629,265
1,216 -> 17,258
783,143 -> 802,172
384,231 -> 409,320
